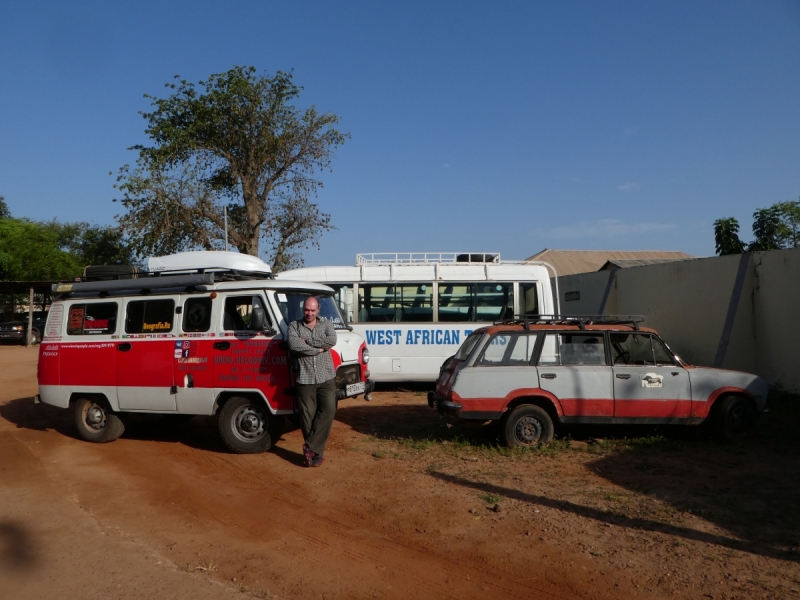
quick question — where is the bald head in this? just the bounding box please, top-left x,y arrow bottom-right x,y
303,296 -> 320,325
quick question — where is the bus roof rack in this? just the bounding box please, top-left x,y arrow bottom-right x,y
356,252 -> 500,264
495,314 -> 645,331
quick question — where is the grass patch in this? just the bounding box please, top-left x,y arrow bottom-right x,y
480,493 -> 503,504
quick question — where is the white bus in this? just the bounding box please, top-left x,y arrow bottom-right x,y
279,253 -> 559,382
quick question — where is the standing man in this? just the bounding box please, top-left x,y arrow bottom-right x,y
287,296 -> 338,467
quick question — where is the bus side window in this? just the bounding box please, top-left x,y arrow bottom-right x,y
521,283 -> 539,316
358,284 -> 433,322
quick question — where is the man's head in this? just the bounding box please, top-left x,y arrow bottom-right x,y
303,296 -> 320,325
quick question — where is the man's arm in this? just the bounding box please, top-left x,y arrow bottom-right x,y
287,321 -> 322,356
318,320 -> 337,350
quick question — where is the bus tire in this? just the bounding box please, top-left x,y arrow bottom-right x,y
218,396 -> 282,454
74,397 -> 125,443
502,404 -> 554,447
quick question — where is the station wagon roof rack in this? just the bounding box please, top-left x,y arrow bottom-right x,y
356,252 -> 501,264
496,314 -> 645,331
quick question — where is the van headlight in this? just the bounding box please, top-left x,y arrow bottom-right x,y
362,347 -> 370,364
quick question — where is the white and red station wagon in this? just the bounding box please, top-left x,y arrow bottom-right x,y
37,252 -> 374,453
429,316 -> 768,446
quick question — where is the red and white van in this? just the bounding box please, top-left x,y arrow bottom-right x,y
36,252 -> 374,453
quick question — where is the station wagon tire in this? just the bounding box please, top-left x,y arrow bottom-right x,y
503,405 -> 554,447
218,396 -> 283,454
714,395 -> 756,442
73,397 -> 125,443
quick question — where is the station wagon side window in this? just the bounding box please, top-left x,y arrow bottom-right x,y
125,299 -> 175,334
477,332 -> 536,366
223,295 -> 271,331
652,337 -> 677,366
610,333 -> 675,366
182,297 -> 213,333
538,333 -> 607,366
66,302 -> 119,335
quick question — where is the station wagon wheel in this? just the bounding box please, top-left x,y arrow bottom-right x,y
714,395 -> 756,442
73,397 -> 126,443
218,396 -> 284,454
503,405 -> 554,448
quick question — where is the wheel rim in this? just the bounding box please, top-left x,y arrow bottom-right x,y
83,402 -> 107,431
231,405 -> 267,443
728,402 -> 752,433
515,415 -> 543,445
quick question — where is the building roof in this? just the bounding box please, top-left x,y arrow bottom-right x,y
598,258 -> 694,271
525,249 -> 695,276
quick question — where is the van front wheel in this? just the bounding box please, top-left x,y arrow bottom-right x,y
218,397 -> 283,454
74,397 -> 125,443
503,405 -> 554,447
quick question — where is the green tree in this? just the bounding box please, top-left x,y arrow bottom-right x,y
749,206 -> 784,251
115,66 -> 347,271
0,218 -> 83,281
0,196 -> 10,219
774,198 -> 800,248
714,217 -> 746,255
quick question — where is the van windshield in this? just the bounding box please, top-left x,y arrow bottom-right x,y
275,293 -> 348,330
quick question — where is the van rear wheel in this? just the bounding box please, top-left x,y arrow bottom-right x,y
503,405 -> 554,447
218,396 -> 283,454
73,397 -> 125,443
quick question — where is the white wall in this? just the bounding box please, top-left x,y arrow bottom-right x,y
553,247 -> 800,392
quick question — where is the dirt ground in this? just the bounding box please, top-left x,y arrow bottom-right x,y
1,346 -> 799,599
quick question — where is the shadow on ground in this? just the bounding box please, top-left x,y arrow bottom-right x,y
0,397 -> 250,456
339,388 -> 800,563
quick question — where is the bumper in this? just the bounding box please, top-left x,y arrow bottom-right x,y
427,391 -> 463,413
336,379 -> 376,400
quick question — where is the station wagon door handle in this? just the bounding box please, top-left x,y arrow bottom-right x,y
540,373 -> 557,379
213,341 -> 231,351
615,373 -> 631,380
116,343 -> 132,352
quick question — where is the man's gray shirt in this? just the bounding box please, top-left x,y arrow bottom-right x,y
287,319 -> 337,384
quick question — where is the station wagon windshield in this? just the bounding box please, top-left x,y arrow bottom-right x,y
275,293 -> 348,330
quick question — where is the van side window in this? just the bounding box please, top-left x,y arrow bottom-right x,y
223,296 -> 270,331
66,303 -> 118,335
125,299 -> 175,334
183,297 -> 213,333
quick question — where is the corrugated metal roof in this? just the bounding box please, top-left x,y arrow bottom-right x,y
599,258 -> 693,271
525,249 -> 695,276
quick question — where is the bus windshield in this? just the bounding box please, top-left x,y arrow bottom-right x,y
275,293 -> 348,330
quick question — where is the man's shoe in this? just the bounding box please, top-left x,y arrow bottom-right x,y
303,443 -> 313,467
310,454 -> 325,467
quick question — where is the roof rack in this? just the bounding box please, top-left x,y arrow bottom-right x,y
53,273 -> 216,296
356,252 -> 500,264
495,314 -> 645,331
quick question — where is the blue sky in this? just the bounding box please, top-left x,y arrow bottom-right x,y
1,1 -> 799,266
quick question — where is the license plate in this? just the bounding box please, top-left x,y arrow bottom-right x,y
345,382 -> 366,396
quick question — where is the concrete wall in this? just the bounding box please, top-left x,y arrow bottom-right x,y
554,247 -> 800,392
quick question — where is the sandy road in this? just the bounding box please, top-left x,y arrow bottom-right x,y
0,345 -> 637,599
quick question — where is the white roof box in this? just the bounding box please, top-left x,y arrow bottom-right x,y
147,251 -> 272,276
